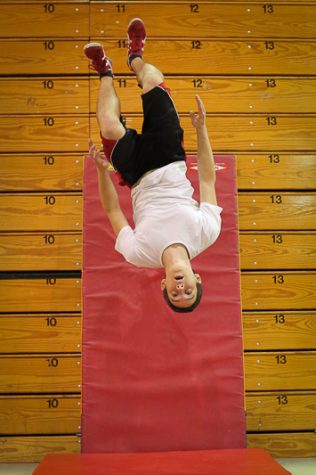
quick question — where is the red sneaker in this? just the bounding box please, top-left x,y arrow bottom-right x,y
127,18 -> 146,69
84,42 -> 113,77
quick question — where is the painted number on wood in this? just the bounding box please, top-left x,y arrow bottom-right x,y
43,4 -> 55,13
42,80 -> 54,89
270,194 -> 282,204
272,274 -> 285,284
265,41 -> 275,50
43,117 -> 55,127
271,234 -> 283,244
269,153 -> 280,163
191,40 -> 202,49
190,4 -> 200,13
43,155 -> 55,165
45,316 -> 57,326
274,314 -> 286,324
44,195 -> 56,205
116,4 -> 126,13
43,234 -> 55,245
275,354 -> 287,364
43,40 -> 55,50
46,357 -> 59,367
265,79 -> 277,88
266,116 -> 277,126
263,4 -> 274,14
277,395 -> 288,405
47,398 -> 59,408
192,79 -> 203,88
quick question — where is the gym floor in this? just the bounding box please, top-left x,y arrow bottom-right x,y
0,459 -> 315,475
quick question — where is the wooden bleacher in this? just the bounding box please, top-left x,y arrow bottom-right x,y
0,0 -> 316,463
243,311 -> 316,350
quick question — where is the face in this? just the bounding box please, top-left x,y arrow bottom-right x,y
161,269 -> 202,309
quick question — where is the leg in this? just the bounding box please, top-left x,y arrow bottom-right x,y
127,18 -> 164,94
96,76 -> 125,141
83,42 -> 125,141
130,57 -> 164,95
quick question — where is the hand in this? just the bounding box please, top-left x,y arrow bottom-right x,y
190,95 -> 206,130
85,138 -> 109,171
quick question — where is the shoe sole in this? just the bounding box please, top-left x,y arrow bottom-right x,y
84,42 -> 103,51
127,17 -> 146,32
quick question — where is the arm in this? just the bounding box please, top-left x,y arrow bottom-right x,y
86,138 -> 128,236
190,95 -> 217,205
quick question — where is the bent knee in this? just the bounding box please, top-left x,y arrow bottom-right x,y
99,120 -> 125,141
142,77 -> 163,94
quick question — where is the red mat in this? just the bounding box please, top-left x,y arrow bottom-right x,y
82,155 -> 245,452
33,449 -> 291,475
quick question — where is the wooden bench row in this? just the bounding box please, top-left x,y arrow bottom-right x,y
0,391 -> 315,435
0,273 -> 315,312
1,40 -> 316,75
247,432 -> 316,458
0,192 -> 315,231
1,312 -> 315,353
1,154 -> 315,191
2,77 -> 316,114
0,278 -> 82,313
0,395 -> 81,434
1,433 -> 315,462
1,115 -> 316,152
0,231 -> 315,271
0,352 -> 315,393
0,2 -> 315,39
0,354 -> 81,393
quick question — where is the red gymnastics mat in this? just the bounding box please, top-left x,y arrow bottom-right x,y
82,155 -> 245,453
33,449 -> 291,475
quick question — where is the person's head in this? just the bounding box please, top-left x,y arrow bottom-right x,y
161,267 -> 203,313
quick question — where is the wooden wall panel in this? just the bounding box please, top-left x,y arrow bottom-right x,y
91,115 -> 316,152
0,40 -> 88,75
0,154 -> 83,192
89,39 -> 316,75
0,278 -> 81,313
0,314 -> 81,353
247,433 -> 316,458
0,3 -> 89,37
91,2 -> 316,39
2,39 -> 314,76
246,391 -> 316,431
240,232 -> 316,270
0,395 -> 81,435
0,116 -> 88,152
0,354 -> 81,393
1,151 -> 314,195
244,351 -> 316,391
241,272 -> 316,311
0,233 -> 82,271
242,311 -> 316,350
0,0 -> 315,462
90,77 -> 316,114
236,153 -> 316,190
0,194 -> 82,231
0,78 -> 89,114
0,435 -> 81,463
238,193 -> 316,230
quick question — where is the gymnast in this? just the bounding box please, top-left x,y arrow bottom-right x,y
84,18 -> 222,312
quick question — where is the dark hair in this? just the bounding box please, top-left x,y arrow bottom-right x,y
162,282 -> 203,313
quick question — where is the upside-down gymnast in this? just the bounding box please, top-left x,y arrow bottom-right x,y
84,18 -> 222,313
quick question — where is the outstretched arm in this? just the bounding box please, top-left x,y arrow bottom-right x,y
190,95 -> 217,205
86,138 -> 128,236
